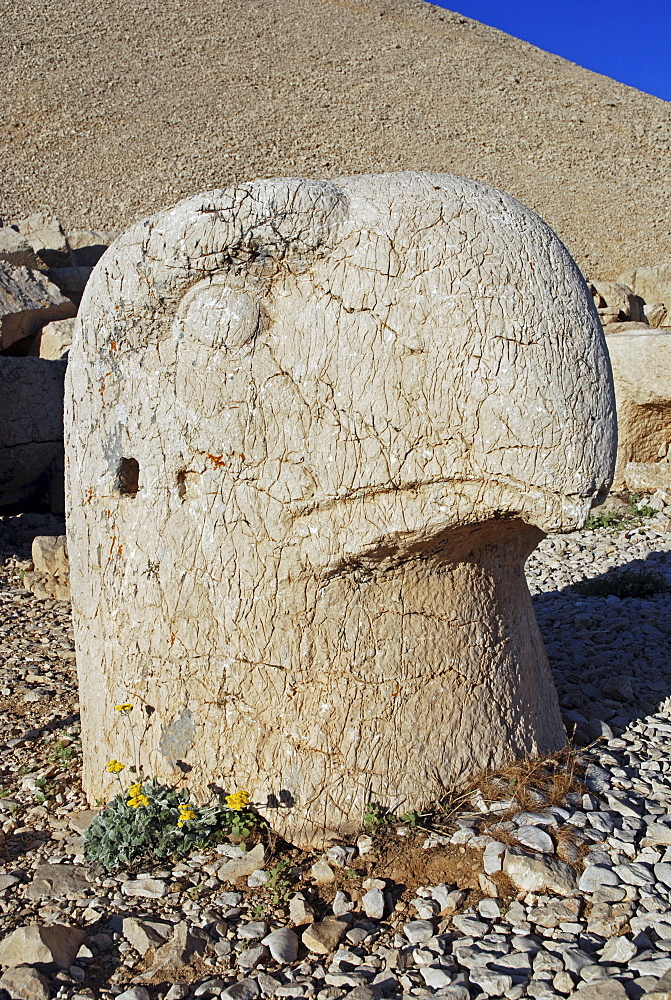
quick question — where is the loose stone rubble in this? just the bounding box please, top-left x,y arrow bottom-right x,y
0,215 -> 115,360
0,263 -> 76,353
618,266 -> 671,328
3,497 -> 671,999
589,268 -> 671,335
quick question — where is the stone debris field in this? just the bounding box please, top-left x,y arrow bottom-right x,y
3,502 -> 671,1000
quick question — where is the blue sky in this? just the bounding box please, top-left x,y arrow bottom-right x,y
427,0 -> 671,102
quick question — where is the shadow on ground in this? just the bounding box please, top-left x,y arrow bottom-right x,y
533,547 -> 671,741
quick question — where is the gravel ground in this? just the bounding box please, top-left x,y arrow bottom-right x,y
1,0 -> 670,281
3,506 -> 671,999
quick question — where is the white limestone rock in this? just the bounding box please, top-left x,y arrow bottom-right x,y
217,843 -> 265,882
32,535 -> 69,577
0,262 -> 75,351
619,263 -> 671,318
288,893 -> 316,925
120,878 -> 167,899
514,825 -> 554,853
16,213 -> 72,268
121,917 -> 171,956
66,172 -> 616,847
32,317 -> 76,359
0,225 -> 41,269
644,301 -> 669,328
23,534 -> 70,601
503,846 -> 578,895
67,229 -> 118,267
600,935 -> 636,964
361,888 -> 385,919
589,279 -> 644,324
261,928 -> 299,964
0,965 -> 50,1000
0,925 -> 86,970
607,331 -> 671,488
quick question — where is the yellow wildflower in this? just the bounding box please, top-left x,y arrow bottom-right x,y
128,783 -> 143,797
127,793 -> 149,808
225,789 -> 250,811
177,803 -> 196,827
115,703 -> 134,713
106,759 -> 125,773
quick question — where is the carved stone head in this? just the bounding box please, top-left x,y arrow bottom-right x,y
66,173 -> 616,845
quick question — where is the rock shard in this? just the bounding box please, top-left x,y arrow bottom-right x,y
65,172 -> 616,846
0,262 -> 76,352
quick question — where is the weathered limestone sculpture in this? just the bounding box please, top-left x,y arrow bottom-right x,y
66,173 -> 616,846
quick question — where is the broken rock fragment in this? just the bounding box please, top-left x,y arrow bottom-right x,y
301,918 -> 348,954
16,213 -> 72,268
0,262 -> 76,351
22,534 -> 70,601
31,317 -> 76,360
503,846 -> 578,895
0,964 -> 51,1000
607,331 -> 671,489
25,863 -> 89,900
0,224 -> 41,269
0,924 -> 86,970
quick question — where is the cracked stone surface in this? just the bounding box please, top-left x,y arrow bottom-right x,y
65,173 -> 616,847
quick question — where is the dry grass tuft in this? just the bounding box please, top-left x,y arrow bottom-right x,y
437,743 -> 588,830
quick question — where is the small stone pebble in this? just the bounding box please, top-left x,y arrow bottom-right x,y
361,887 -> 385,919
236,943 -> 268,970
403,920 -> 435,944
514,825 -> 554,853
331,891 -> 355,916
262,928 -> 299,963
238,921 -> 269,940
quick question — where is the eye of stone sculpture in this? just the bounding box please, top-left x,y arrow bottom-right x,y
173,279 -> 260,351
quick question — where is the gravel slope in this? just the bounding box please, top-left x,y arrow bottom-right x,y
1,0 -> 669,280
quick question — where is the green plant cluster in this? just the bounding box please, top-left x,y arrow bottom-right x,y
586,493 -> 656,531
573,567 -> 670,599
265,859 -> 293,905
84,778 -> 260,870
49,741 -> 77,767
363,801 -> 423,835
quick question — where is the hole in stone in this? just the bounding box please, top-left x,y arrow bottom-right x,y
118,457 -> 139,497
177,469 -> 187,500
